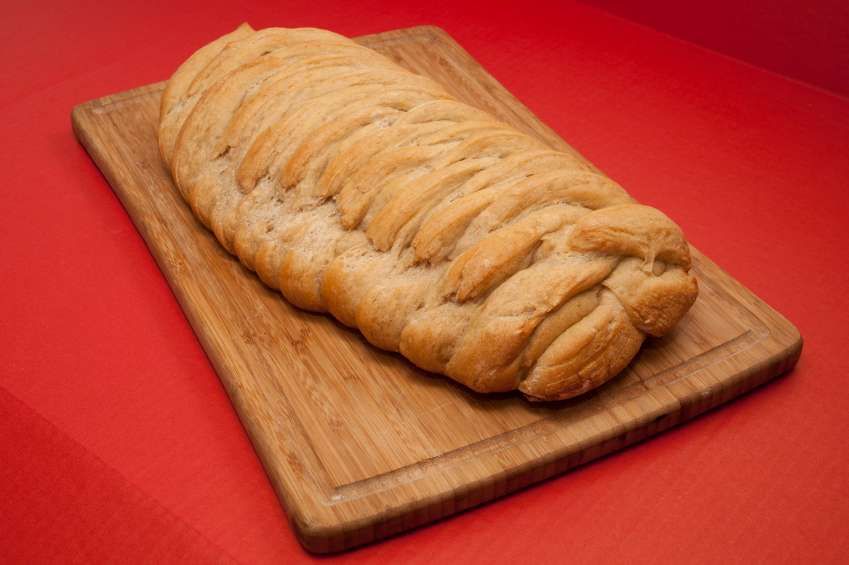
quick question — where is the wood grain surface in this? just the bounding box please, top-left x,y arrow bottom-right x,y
71,26 -> 802,553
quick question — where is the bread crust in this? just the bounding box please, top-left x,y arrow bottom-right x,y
159,25 -> 699,401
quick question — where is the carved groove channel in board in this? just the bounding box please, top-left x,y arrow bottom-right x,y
83,34 -> 769,492
72,26 -> 800,552
84,75 -> 769,504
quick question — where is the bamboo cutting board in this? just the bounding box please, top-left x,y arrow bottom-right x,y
71,26 -> 802,553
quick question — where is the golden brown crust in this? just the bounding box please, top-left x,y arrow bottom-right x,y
158,25 -> 699,401
160,23 -> 255,123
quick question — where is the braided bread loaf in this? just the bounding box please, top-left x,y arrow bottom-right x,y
159,24 -> 699,401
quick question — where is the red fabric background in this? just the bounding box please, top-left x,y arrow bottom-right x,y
1,0 -> 847,563
574,0 -> 849,98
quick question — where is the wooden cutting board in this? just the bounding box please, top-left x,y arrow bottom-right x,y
71,26 -> 802,553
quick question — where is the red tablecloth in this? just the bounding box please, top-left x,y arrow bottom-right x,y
2,1 -> 847,563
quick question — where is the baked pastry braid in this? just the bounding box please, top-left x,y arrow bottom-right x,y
159,25 -> 699,401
